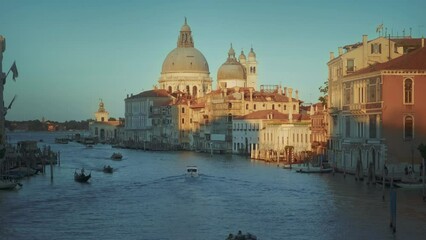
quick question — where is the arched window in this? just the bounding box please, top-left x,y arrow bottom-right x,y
228,103 -> 232,109
284,105 -> 287,110
192,86 -> 198,98
272,104 -> 275,110
254,104 -> 256,110
168,86 -> 172,93
404,115 -> 413,139
404,79 -> 413,104
246,104 -> 249,110
293,104 -> 296,111
228,114 -> 232,123
182,107 -> 185,114
253,67 -> 256,73
186,85 -> 190,94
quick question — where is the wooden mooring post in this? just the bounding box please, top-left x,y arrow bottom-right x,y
50,157 -> 53,181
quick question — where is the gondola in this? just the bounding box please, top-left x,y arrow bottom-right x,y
74,169 -> 91,183
103,165 -> 113,173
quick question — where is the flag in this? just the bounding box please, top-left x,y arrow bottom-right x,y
9,61 -> 18,81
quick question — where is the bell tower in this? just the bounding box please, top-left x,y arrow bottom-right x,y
246,47 -> 257,89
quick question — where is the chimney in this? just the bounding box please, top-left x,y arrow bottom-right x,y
295,90 -> 299,101
284,87 -> 287,96
288,88 -> 293,102
330,52 -> 335,60
338,47 -> 343,56
422,38 -> 425,48
362,35 -> 368,46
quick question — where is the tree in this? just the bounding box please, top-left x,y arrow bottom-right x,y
318,81 -> 328,106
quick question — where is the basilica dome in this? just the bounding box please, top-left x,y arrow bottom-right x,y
162,47 -> 209,74
161,18 -> 209,74
217,45 -> 246,80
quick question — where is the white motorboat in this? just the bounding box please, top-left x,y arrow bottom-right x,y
186,166 -> 198,177
394,182 -> 425,189
0,177 -> 21,190
296,163 -> 333,173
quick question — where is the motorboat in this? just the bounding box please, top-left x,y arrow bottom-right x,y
111,152 -> 123,160
186,166 -> 198,177
74,169 -> 91,183
394,181 -> 425,189
103,165 -> 113,173
296,163 -> 333,173
0,177 -> 21,190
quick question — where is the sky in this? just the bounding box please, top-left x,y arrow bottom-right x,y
0,0 -> 425,121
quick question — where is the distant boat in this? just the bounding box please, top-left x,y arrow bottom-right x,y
74,169 -> 91,183
103,165 -> 113,173
296,163 -> 333,173
0,177 -> 21,190
186,166 -> 198,177
394,182 -> 425,189
111,152 -> 122,160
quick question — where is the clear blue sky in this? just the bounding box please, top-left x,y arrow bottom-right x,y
1,0 -> 425,121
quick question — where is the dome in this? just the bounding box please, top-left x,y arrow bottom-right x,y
162,47 -> 209,74
217,45 -> 246,80
217,62 -> 246,80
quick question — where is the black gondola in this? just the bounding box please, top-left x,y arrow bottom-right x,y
74,169 -> 91,183
103,165 -> 113,173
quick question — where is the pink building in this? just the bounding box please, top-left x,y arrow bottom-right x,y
337,44 -> 426,175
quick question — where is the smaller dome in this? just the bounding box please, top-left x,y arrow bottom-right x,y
217,45 -> 246,81
217,63 -> 246,80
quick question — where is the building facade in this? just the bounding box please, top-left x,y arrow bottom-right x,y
328,35 -> 425,175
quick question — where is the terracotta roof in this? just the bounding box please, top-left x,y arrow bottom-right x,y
391,38 -> 423,47
234,110 -> 310,121
349,46 -> 426,76
127,89 -> 171,99
234,110 -> 287,120
190,102 -> 205,109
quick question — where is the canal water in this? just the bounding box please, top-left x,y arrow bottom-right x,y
1,132 -> 425,240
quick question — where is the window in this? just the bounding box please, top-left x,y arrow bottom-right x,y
181,118 -> 185,124
228,114 -> 232,123
347,59 -> 355,73
344,82 -> 351,105
284,105 -> 287,110
368,78 -> 377,102
371,43 -> 382,54
369,115 -> 377,138
293,104 -> 296,111
404,115 -> 413,140
254,104 -> 256,110
404,79 -> 413,104
345,116 -> 351,137
246,104 -> 249,110
182,107 -> 185,113
272,104 -> 275,110
228,103 -> 232,109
